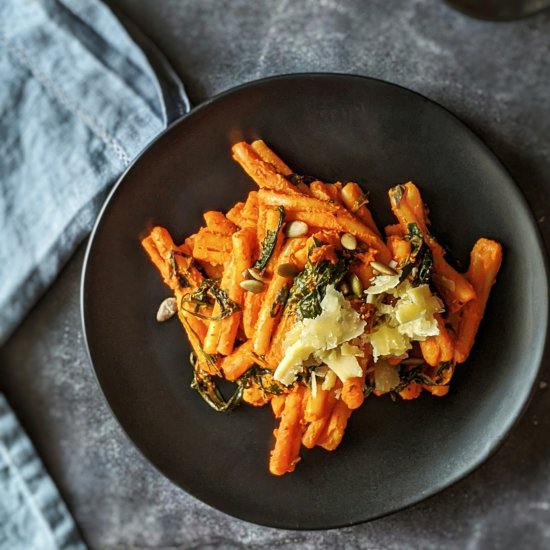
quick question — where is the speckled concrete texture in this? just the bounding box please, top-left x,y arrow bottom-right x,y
1,0 -> 550,548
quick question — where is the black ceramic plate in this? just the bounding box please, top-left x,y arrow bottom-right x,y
82,74 -> 547,529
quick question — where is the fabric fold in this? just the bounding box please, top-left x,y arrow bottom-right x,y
0,394 -> 86,549
0,2 -> 190,545
0,0 -> 190,345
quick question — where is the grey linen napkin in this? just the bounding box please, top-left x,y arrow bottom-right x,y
0,0 -> 190,547
0,395 -> 85,549
0,0 -> 190,345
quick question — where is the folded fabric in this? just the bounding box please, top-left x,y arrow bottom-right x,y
0,394 -> 85,550
0,0 -> 190,345
0,0 -> 190,546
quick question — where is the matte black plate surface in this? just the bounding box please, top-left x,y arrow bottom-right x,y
82,74 -> 547,529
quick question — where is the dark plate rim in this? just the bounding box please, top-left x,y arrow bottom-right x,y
441,0 -> 550,21
81,72 -> 549,530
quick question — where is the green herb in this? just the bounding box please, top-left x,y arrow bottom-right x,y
400,223 -> 434,286
406,223 -> 424,261
287,173 -> 316,186
286,250 -> 349,319
192,371 -> 243,412
417,247 -> 433,285
238,365 -> 284,397
398,262 -> 414,283
391,362 -> 454,395
393,365 -> 431,393
391,366 -> 421,394
435,361 -> 453,384
270,286 -> 289,318
254,206 -> 285,270
169,251 -> 190,288
181,279 -> 240,321
181,316 -> 219,375
187,350 -> 242,412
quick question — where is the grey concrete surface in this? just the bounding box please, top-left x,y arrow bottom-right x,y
1,0 -> 550,548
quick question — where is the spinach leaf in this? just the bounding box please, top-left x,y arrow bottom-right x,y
180,314 -> 219,374
238,366 -> 285,397
181,278 -> 240,321
189,350 -> 287,413
406,223 -> 424,260
187,349 -> 241,412
169,250 -> 190,288
286,246 -> 349,319
269,286 -> 289,318
391,361 -> 454,394
401,223 -> 434,286
435,361 -> 453,384
254,206 -> 285,270
417,247 -> 433,285
286,173 -> 316,186
191,371 -> 243,412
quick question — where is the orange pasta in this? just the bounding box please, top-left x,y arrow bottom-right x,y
341,354 -> 369,410
216,228 -> 255,355
389,182 -> 476,310
269,386 -> 307,475
142,140 -> 502,476
341,182 -> 380,237
454,239 -> 503,363
316,399 -> 353,451
252,237 -> 306,356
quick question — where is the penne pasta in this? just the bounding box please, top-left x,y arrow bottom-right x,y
142,140 -> 502,476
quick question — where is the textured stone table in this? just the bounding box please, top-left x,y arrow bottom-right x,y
1,1 -> 550,548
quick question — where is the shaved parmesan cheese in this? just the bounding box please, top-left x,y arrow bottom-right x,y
322,349 -> 362,382
274,285 -> 366,386
340,342 -> 363,357
398,318 -> 440,340
365,273 -> 401,295
311,370 -> 318,398
369,324 -> 411,360
366,281 -> 444,361
321,369 -> 337,391
374,359 -> 401,393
